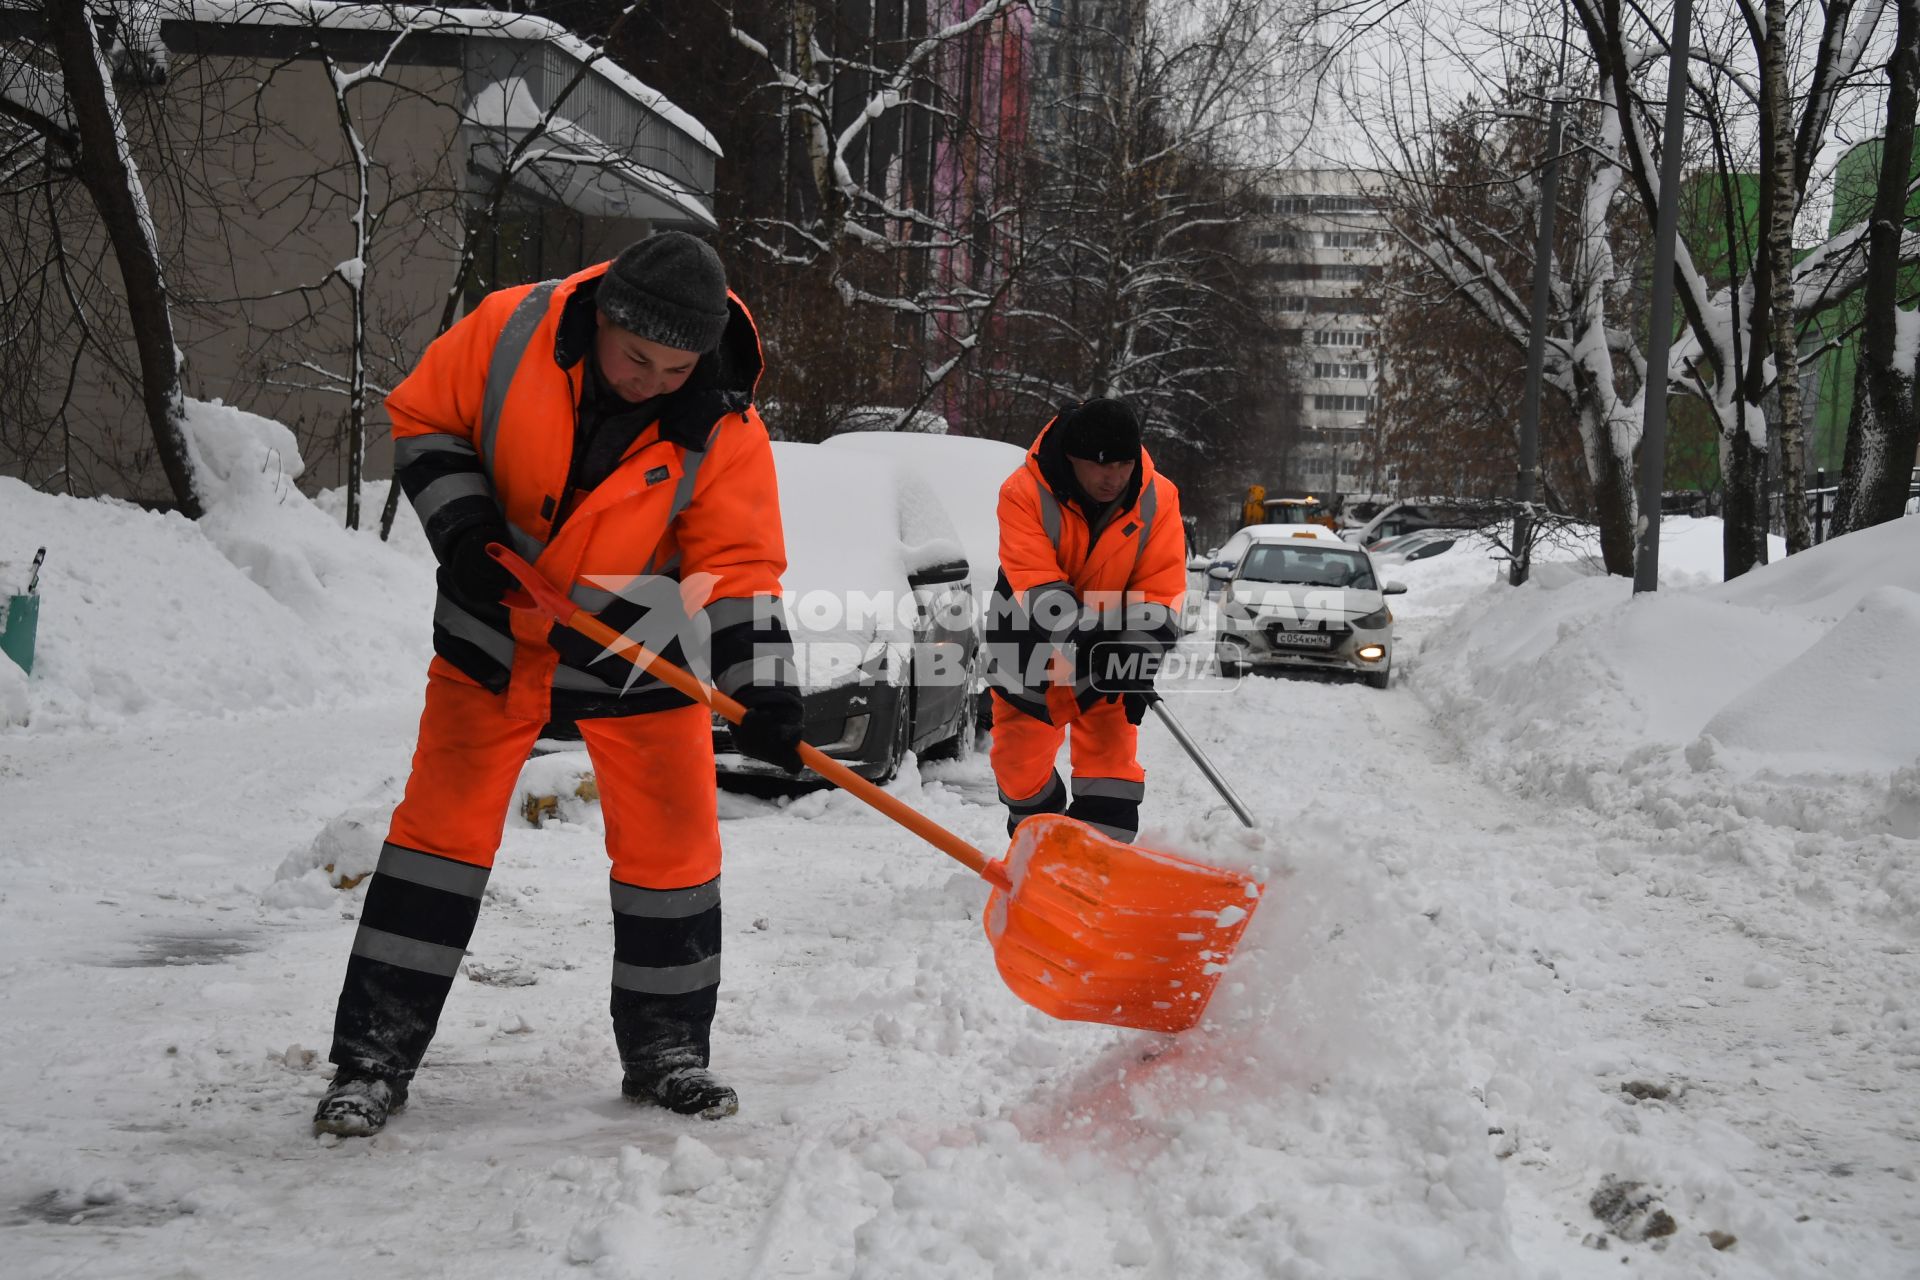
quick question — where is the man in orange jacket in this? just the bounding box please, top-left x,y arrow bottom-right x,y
313,232 -> 804,1136
985,398 -> 1185,843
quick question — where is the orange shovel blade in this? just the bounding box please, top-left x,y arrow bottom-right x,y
983,814 -> 1262,1034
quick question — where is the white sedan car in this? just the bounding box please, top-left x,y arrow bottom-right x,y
1196,522 -> 1346,598
1208,535 -> 1406,689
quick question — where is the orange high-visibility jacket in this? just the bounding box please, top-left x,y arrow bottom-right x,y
387,260 -> 793,724
986,417 -> 1186,722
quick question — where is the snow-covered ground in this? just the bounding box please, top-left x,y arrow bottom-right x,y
2,411 -> 1917,1277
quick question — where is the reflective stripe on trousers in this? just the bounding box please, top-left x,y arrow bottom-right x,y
988,690 -> 1144,842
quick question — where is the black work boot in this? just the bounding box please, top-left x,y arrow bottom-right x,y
313,1068 -> 410,1137
608,875 -> 729,1116
327,843 -> 491,1090
622,1061 -> 738,1119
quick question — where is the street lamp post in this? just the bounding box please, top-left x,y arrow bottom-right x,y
1632,0 -> 1695,594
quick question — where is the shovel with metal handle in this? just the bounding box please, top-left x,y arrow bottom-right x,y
1140,692 -> 1258,829
488,544 -> 1263,1035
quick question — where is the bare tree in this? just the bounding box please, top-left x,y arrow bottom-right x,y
1358,65 -> 1649,574
1760,0 -> 1810,551
1338,0 -> 1909,578
374,2 -> 651,537
714,0 -> 1031,414
0,1 -> 202,516
1573,0 -> 1894,577
984,0 -> 1305,454
1369,118 -> 1596,513
1833,0 -> 1920,534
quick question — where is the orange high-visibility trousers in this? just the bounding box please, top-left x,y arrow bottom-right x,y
989,687 -> 1146,841
387,657 -> 721,888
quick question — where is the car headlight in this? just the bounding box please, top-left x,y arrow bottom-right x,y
1352,606 -> 1392,629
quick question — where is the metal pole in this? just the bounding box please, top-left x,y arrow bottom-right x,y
1146,697 -> 1257,829
1633,0 -> 1694,594
1512,91 -> 1568,587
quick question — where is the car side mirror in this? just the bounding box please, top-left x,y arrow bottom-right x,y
1383,581 -> 1408,595
1206,565 -> 1234,582
1187,556 -> 1210,571
907,559 -> 970,589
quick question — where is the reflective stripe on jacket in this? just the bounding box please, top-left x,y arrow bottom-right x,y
387,260 -> 795,723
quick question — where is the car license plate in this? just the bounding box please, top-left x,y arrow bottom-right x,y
1271,630 -> 1333,649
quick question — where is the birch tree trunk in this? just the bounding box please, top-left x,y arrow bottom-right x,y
1763,0 -> 1812,552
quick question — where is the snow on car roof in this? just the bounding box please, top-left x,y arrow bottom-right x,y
770,441 -> 964,689
772,441 -> 963,594
1243,525 -> 1347,545
819,433 -> 1027,600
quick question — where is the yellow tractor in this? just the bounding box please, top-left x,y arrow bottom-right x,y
1261,492 -> 1340,532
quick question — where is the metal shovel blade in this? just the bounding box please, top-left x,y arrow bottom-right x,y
983,814 -> 1262,1034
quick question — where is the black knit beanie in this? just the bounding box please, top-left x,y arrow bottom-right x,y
1059,398 -> 1142,463
596,231 -> 730,354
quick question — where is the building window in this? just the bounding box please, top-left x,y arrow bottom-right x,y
1272,294 -> 1309,312
1258,232 -> 1301,249
1321,231 -> 1378,248
1313,362 -> 1371,379
1311,329 -> 1374,348
1307,295 -> 1382,314
1256,262 -> 1377,283
1313,394 -> 1374,412
1312,195 -> 1375,214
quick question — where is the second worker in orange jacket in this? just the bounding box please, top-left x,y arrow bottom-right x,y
984,398 -> 1186,843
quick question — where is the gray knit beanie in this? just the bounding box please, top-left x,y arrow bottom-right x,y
596,231 -> 730,354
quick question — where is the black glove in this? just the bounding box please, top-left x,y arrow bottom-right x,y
1074,637 -> 1158,714
1123,691 -> 1154,725
444,523 -> 519,606
1079,635 -> 1160,693
729,684 -> 805,774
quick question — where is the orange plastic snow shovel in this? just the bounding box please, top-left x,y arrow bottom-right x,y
489,545 -> 1262,1034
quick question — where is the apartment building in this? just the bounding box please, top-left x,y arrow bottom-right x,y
1248,168 -> 1390,496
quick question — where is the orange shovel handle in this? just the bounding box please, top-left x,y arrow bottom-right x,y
487,544 -> 1008,888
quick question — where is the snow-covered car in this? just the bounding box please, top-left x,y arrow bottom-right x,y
1200,522 -> 1346,599
713,441 -> 980,782
1371,528 -> 1461,563
820,431 -> 1029,747
1351,498 -> 1483,547
1208,536 -> 1406,688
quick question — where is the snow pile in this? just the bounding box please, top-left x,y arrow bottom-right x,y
1701,583 -> 1920,776
1414,514 -> 1920,928
0,400 -> 433,730
1416,515 -> 1918,792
